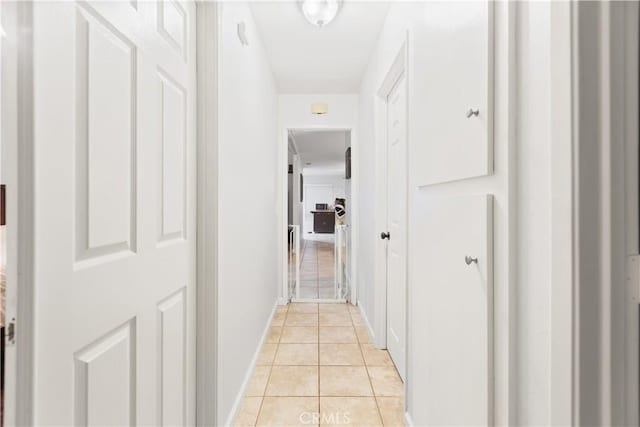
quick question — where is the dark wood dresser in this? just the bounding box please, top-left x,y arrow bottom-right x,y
311,210 -> 335,233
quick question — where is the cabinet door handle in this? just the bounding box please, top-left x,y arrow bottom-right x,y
380,231 -> 390,240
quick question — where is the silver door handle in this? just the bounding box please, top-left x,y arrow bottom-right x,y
465,256 -> 478,265
466,109 -> 479,118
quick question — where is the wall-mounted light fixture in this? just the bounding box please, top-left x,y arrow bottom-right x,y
311,102 -> 328,115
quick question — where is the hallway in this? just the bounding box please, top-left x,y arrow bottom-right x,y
234,303 -> 404,426
299,239 -> 336,300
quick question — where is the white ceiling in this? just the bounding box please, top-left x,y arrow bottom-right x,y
290,130 -> 348,175
250,1 -> 390,93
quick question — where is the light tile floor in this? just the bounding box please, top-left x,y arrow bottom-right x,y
298,239 -> 336,300
234,303 -> 405,426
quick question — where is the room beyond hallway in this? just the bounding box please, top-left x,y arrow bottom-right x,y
233,303 -> 404,426
299,239 -> 336,300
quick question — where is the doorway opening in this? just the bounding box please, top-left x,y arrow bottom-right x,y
286,129 -> 352,303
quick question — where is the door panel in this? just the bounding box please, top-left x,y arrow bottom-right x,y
386,74 -> 407,381
76,5 -> 137,261
159,70 -> 187,242
411,194 -> 493,426
158,289 -> 186,426
74,321 -> 136,427
31,1 -> 196,425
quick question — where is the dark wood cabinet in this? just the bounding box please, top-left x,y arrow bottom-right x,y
312,211 -> 335,233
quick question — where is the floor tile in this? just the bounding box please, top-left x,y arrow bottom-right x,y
319,326 -> 357,344
246,366 -> 271,396
320,366 -> 373,396
257,343 -> 278,365
376,397 -> 405,426
360,343 -> 395,367
289,303 -> 319,314
350,312 -> 367,327
266,326 -> 282,343
367,367 -> 404,397
320,344 -> 364,366
300,288 -> 319,299
319,397 -> 382,426
234,396 -> 262,426
319,288 -> 336,299
319,304 -> 349,315
355,326 -> 371,344
289,237 -> 341,303
286,313 -> 319,327
274,344 -> 319,365
318,282 -> 335,289
319,312 -> 353,326
265,366 -> 319,396
272,311 -> 286,326
256,397 -> 319,426
281,326 -> 319,343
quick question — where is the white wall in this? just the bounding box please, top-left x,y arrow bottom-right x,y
277,94 -> 358,300
357,1 -> 557,425
217,3 -> 279,424
303,174 -> 346,199
279,94 -> 358,130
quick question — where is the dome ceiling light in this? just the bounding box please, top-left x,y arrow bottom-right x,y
298,0 -> 343,28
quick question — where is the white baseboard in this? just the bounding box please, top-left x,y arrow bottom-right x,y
357,301 -> 377,346
404,411 -> 414,426
223,300 -> 279,426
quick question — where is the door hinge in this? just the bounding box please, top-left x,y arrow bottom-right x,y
6,317 -> 15,346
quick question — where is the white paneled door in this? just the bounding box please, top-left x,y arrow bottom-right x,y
385,74 -> 407,381
29,1 -> 196,425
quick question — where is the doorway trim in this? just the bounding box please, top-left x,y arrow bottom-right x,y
278,127 -> 357,305
195,1 -> 219,426
1,1 -> 36,424
372,37 -> 408,352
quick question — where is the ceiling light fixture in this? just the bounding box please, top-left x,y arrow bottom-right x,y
298,0 -> 342,28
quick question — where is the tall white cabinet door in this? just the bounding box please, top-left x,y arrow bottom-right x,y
417,1 -> 493,186
30,1 -> 196,425
410,195 -> 493,426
